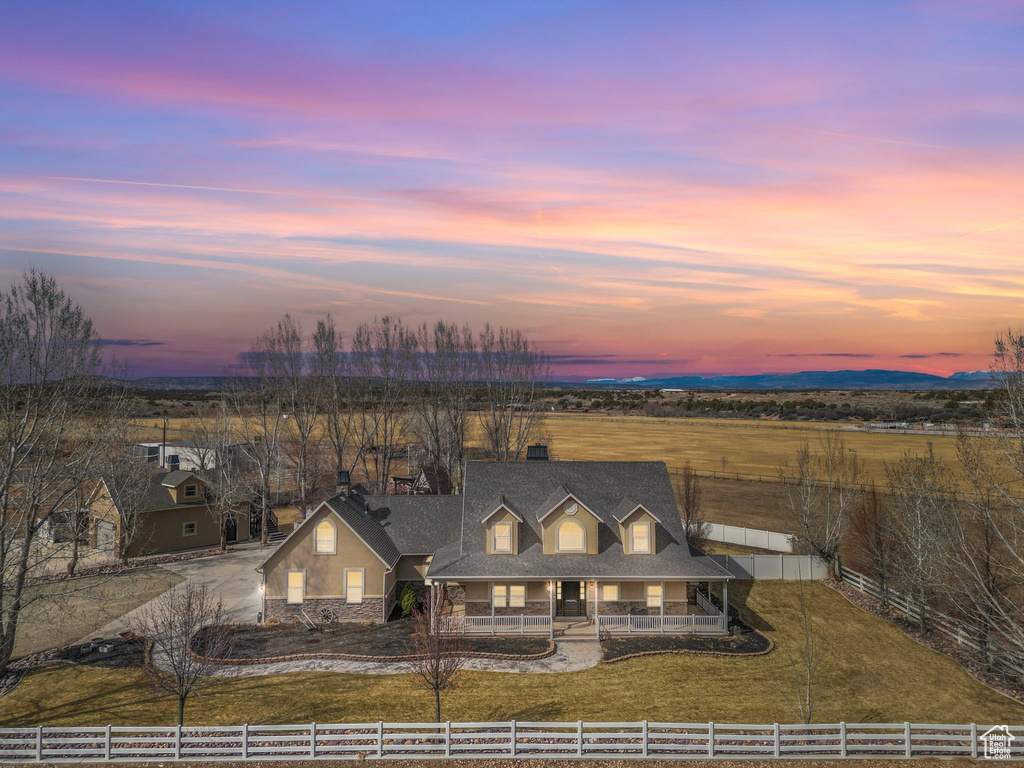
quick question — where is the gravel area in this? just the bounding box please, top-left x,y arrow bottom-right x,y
198,619 -> 551,659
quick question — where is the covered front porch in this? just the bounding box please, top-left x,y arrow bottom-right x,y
430,578 -> 730,636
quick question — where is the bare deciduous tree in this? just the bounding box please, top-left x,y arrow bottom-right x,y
129,582 -> 234,726
0,270 -> 132,675
677,462 -> 711,550
478,325 -> 548,462
350,317 -> 417,494
884,446 -> 955,634
848,487 -> 893,605
780,433 -> 861,577
314,316 -> 367,486
409,589 -> 466,723
776,579 -> 825,724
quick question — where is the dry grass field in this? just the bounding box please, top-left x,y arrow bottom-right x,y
542,414 -> 963,484
2,581 -> 1020,726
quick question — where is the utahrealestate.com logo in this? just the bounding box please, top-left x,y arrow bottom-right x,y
981,725 -> 1015,759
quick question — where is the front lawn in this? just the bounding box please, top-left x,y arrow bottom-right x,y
196,619 -> 551,659
2,581 -> 1022,726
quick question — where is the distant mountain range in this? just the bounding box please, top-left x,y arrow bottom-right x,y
580,369 -> 998,391
128,369 -> 997,392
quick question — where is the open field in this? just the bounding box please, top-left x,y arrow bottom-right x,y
15,567 -> 184,659
688,476 -> 794,533
543,414 -> 964,484
3,581 -> 1020,727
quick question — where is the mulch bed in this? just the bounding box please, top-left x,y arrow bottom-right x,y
601,622 -> 772,662
828,578 -> 1024,704
194,619 -> 552,662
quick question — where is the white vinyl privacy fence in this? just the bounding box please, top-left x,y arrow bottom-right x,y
709,553 -> 829,580
0,721 -> 1020,762
706,523 -> 794,553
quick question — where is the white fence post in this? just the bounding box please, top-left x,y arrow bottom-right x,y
35,726 -> 42,762
642,719 -> 649,757
577,720 -> 583,756
377,721 -> 384,757
242,723 -> 248,759
310,722 -> 316,758
840,721 -> 847,757
708,722 -> 715,757
971,723 -> 978,759
511,720 -> 517,757
445,721 -> 451,757
105,724 -> 112,761
773,723 -> 780,757
175,725 -> 182,760
904,722 -> 912,757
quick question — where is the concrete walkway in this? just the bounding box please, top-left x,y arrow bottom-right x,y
77,541 -> 271,644
201,636 -> 603,678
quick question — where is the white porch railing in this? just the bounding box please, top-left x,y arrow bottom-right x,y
695,590 -> 720,617
598,614 -> 726,634
439,615 -> 552,635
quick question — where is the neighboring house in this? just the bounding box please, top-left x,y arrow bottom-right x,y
259,460 -> 732,636
88,469 -> 251,558
131,440 -> 250,472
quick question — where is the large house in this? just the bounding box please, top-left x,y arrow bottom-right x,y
89,469 -> 252,558
258,460 -> 733,636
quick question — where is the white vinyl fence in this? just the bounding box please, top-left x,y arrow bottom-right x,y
0,721 -> 1019,762
709,554 -> 830,580
706,523 -> 793,553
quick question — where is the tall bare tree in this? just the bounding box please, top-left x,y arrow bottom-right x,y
350,317 -> 417,494
129,582 -> 233,725
411,322 -> 475,493
677,462 -> 710,550
776,578 -> 826,724
0,270 -> 131,675
478,324 -> 548,462
314,316 -> 367,486
884,446 -> 955,634
780,433 -> 862,577
848,488 -> 893,605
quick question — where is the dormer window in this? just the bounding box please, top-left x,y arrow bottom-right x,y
631,522 -> 651,553
492,522 -> 513,553
184,484 -> 198,499
556,519 -> 586,552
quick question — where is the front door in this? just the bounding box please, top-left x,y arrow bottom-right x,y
224,517 -> 238,544
557,581 -> 586,617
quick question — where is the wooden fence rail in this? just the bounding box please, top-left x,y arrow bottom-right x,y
0,721 -> 1020,762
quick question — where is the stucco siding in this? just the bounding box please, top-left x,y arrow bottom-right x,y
541,498 -> 599,555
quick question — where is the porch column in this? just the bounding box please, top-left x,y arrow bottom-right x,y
549,580 -> 555,638
660,580 -> 665,633
722,580 -> 729,631
491,583 -> 496,635
428,582 -> 435,633
594,581 -> 600,634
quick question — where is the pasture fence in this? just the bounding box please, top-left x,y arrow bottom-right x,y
0,721 -> 1020,762
710,554 -> 829,580
839,565 -> 1024,679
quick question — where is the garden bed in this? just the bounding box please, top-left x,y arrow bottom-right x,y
601,625 -> 772,662
194,619 -> 554,662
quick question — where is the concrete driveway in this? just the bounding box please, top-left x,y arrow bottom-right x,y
78,540 -> 275,644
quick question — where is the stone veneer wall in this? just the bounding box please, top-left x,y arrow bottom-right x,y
266,597 -> 385,624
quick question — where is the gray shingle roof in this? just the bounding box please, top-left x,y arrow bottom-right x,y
425,461 -> 731,581
364,494 -> 463,555
323,494 -> 402,568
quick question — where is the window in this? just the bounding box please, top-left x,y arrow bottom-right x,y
314,520 -> 336,554
509,584 -> 526,608
492,522 -> 513,553
287,571 -> 304,604
556,519 -> 585,552
631,522 -> 652,553
184,484 -> 198,498
345,569 -> 364,603
182,521 -> 197,536
493,584 -> 508,608
601,583 -> 620,602
646,584 -> 662,609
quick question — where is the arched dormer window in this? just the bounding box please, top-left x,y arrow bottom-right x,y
314,519 -> 337,554
556,519 -> 586,552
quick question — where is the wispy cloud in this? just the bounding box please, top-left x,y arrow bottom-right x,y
96,338 -> 165,347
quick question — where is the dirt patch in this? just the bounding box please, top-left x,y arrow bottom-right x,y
13,566 -> 184,659
197,619 -> 552,660
601,625 -> 772,662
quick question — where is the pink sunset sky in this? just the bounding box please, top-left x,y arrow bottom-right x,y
2,1 -> 1023,378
